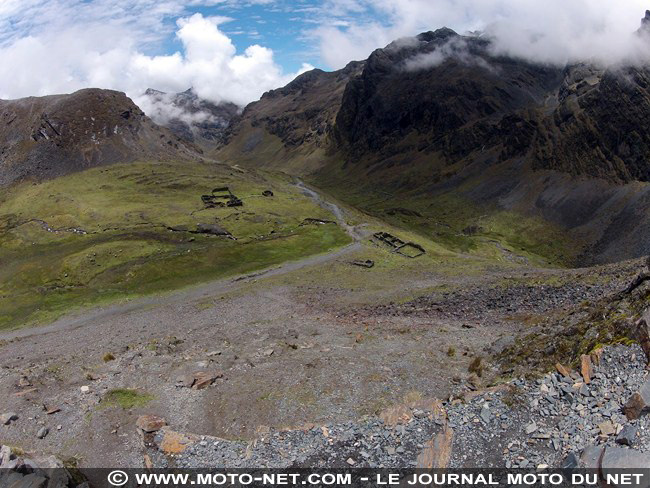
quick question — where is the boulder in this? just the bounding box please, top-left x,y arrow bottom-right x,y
623,380 -> 650,420
136,415 -> 167,433
601,446 -> 650,470
15,473 -> 47,488
578,446 -> 604,468
561,452 -> 579,469
616,425 -> 637,446
0,412 -> 18,425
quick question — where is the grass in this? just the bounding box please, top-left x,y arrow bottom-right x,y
468,357 -> 484,377
0,160 -> 351,330
100,389 -> 153,410
312,163 -> 577,268
498,286 -> 650,376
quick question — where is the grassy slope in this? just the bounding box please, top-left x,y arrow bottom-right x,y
0,161 -> 351,330
312,162 -> 576,268
220,128 -> 577,268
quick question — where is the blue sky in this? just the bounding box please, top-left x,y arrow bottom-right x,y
0,1 -> 648,106
158,2 -> 321,73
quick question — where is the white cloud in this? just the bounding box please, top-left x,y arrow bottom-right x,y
0,2 -> 311,108
313,0 -> 650,69
402,36 -> 496,72
2,0 -> 650,112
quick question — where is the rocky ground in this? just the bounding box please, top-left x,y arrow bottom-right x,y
64,342 -> 649,471
0,189 -> 648,470
447,344 -> 650,468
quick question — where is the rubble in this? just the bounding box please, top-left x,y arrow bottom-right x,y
0,443 -> 86,488
201,186 -> 243,208
447,344 -> 650,468
301,218 -> 337,226
371,232 -> 425,258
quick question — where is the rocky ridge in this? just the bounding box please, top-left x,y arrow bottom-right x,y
218,15 -> 650,265
0,88 -> 198,187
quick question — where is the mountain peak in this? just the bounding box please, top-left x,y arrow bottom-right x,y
639,10 -> 650,34
417,27 -> 458,43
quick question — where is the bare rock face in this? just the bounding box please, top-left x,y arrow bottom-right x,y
0,88 -> 198,187
220,12 -> 650,265
639,10 -> 650,34
332,29 -> 650,183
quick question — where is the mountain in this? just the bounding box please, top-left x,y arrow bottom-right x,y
218,23 -> 650,265
141,88 -> 239,150
0,88 -> 197,187
219,61 -> 364,173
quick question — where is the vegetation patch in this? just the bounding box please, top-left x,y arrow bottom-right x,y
498,284 -> 650,377
0,161 -> 351,330
100,389 -> 153,410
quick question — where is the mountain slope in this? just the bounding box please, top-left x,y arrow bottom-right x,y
218,27 -> 650,265
0,88 -> 198,187
219,61 -> 364,174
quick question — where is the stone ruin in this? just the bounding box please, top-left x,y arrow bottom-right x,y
300,218 -> 337,226
201,186 -> 243,208
372,231 -> 426,258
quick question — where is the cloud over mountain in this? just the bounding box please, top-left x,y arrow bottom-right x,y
314,0 -> 650,68
0,2 -> 311,107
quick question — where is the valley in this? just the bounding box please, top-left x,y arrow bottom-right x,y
0,158 -> 647,469
1,14 -> 650,475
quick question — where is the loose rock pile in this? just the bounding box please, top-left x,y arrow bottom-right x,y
447,344 -> 649,468
0,444 -> 86,488
140,402 -> 449,469
140,344 -> 649,469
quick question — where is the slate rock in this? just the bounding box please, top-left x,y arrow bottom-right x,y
623,380 -> 650,420
578,446 -> 604,468
615,425 -> 637,446
601,446 -> 650,470
0,412 -> 18,425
